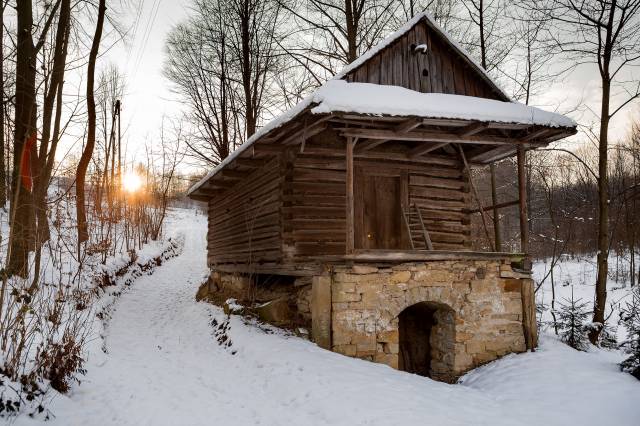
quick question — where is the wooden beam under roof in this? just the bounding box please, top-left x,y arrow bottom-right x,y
459,122 -> 489,137
409,141 -> 450,158
468,145 -> 517,164
395,118 -> 423,133
521,127 -> 554,141
355,139 -> 390,153
338,127 -> 526,145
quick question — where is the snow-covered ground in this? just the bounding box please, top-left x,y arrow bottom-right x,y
13,209 -> 639,425
534,254 -> 636,342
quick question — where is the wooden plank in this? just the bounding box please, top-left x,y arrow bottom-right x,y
339,128 -> 522,145
345,249 -> 524,262
468,199 -> 520,214
521,278 -> 539,350
346,138 -> 355,254
517,145 -> 529,254
409,142 -> 450,158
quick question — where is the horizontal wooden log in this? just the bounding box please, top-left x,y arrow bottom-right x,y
409,186 -> 468,202
409,174 -> 466,190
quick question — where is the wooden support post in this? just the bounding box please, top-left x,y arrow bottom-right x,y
346,137 -> 356,254
521,278 -> 539,350
517,145 -> 529,255
490,163 -> 501,251
312,275 -> 332,349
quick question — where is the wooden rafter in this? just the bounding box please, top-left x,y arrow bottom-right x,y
355,139 -> 390,153
395,118 -> 422,133
409,141 -> 449,158
459,121 -> 489,137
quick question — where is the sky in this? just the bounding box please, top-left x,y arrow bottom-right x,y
102,0 -> 190,165
97,1 -> 639,174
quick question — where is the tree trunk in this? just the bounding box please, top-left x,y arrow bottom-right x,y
33,0 -> 70,247
479,0 -> 486,70
590,76 -> 611,344
76,0 -> 106,246
345,0 -> 357,63
240,1 -> 256,137
0,0 -> 6,208
7,0 -> 37,277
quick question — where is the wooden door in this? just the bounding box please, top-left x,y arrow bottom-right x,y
355,169 -> 404,249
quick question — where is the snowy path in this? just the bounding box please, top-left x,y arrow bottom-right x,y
18,210 -> 640,426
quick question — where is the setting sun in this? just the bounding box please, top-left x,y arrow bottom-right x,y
122,171 -> 143,193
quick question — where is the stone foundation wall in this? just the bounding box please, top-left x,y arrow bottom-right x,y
325,260 -> 531,382
199,271 -> 313,328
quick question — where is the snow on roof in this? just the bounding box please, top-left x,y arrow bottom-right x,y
188,80 -> 575,196
332,12 -> 511,101
312,81 -> 576,127
188,93 -> 316,196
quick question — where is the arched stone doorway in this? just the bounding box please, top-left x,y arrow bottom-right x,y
398,301 -> 456,381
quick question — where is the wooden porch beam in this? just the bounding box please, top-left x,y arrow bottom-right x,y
521,127 -> 553,142
468,145 -> 517,164
339,128 -> 523,145
409,141 -> 450,158
355,139 -> 390,153
459,121 -> 489,137
395,118 -> 422,133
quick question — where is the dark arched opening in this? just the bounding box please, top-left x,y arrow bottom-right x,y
398,301 -> 455,380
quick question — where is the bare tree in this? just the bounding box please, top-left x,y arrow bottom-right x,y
76,0 -> 106,246
536,0 -> 640,344
7,0 -> 61,276
165,16 -> 239,166
281,0 -> 399,78
165,0 -> 285,165
0,0 -> 6,208
460,0 -> 516,73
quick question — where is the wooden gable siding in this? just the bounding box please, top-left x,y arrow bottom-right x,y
207,157 -> 282,266
344,21 -> 501,100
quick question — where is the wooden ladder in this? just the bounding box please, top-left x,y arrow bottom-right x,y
402,203 -> 434,250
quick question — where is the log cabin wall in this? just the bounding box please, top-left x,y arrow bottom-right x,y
343,21 -> 502,100
281,136 -> 472,263
207,157 -> 282,267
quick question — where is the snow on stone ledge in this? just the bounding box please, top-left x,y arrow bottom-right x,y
312,80 -> 576,128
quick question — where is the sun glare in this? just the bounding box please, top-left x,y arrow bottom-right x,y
122,171 -> 143,193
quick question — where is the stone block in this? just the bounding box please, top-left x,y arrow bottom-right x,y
390,270 -> 411,284
255,298 -> 292,324
465,340 -> 485,354
352,265 -> 379,274
377,329 -> 399,343
503,279 -> 522,293
334,281 -> 356,294
333,290 -> 361,303
374,353 -> 398,369
383,343 -> 399,354
333,344 -> 357,356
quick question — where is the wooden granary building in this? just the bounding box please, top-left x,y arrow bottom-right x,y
189,13 -> 576,382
